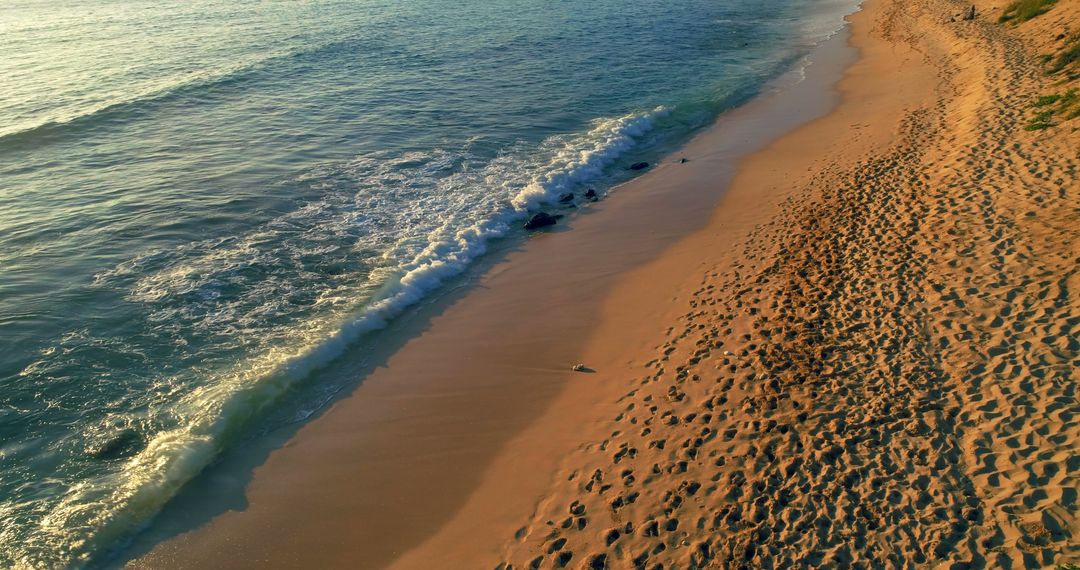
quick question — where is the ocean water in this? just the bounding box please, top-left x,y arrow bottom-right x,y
0,0 -> 857,566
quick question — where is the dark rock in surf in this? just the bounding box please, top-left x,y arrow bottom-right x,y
524,212 -> 561,230
679,157 -> 689,163
629,162 -> 649,171
558,192 -> 575,203
90,429 -> 144,460
584,188 -> 598,201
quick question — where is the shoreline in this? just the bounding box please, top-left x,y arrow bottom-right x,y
122,10 -> 862,570
126,0 -> 1080,566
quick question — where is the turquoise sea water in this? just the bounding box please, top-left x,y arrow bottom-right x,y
0,0 -> 856,566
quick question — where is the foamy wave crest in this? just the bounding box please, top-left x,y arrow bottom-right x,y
798,0 -> 863,44
28,107 -> 666,566
511,108 -> 667,211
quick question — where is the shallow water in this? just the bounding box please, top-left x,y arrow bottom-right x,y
0,0 -> 856,565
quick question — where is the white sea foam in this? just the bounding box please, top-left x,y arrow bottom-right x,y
510,109 -> 668,211
800,0 -> 864,43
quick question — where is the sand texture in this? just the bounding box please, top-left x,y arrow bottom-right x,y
489,0 -> 1080,568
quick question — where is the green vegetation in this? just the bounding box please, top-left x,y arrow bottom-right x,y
1025,110 -> 1055,130
1026,89 -> 1079,130
1055,564 -> 1080,570
1034,93 -> 1062,107
1057,88 -> 1078,107
999,0 -> 1056,23
1047,33 -> 1080,75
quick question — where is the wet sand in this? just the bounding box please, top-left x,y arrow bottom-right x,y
128,0 -> 1079,567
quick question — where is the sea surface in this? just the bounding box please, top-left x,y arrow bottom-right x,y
0,0 -> 856,565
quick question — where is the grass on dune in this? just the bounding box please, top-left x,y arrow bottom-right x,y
1047,33 -> 1080,75
1026,89 -> 1079,130
1034,93 -> 1063,107
999,0 -> 1056,23
1024,26 -> 1080,131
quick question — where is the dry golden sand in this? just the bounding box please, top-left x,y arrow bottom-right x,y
482,0 -> 1080,568
130,0 -> 1078,567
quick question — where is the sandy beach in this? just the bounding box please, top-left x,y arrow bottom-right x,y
127,0 -> 1078,567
